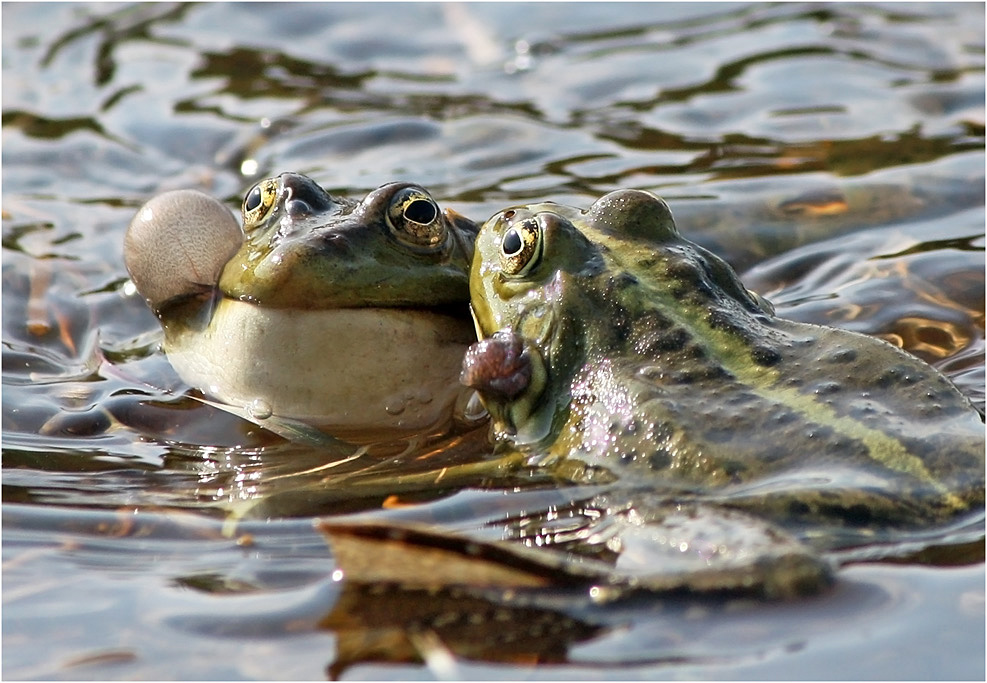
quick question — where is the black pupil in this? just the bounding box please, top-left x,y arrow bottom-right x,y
245,186 -> 262,212
404,198 -> 437,224
503,228 -> 522,255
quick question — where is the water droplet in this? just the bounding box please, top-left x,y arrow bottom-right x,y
589,585 -> 618,603
247,398 -> 272,420
637,364 -> 665,381
384,396 -> 406,416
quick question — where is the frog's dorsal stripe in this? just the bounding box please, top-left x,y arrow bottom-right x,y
618,250 -> 967,513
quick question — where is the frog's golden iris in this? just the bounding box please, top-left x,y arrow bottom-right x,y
499,218 -> 543,277
241,177 -> 279,230
386,187 -> 446,249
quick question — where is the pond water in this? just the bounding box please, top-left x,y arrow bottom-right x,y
2,2 -> 984,680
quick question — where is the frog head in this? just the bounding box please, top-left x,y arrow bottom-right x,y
462,189 -> 769,445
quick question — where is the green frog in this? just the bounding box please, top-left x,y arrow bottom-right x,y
462,189 -> 985,569
124,173 -> 479,439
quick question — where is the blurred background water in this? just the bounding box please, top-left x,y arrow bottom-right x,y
2,2 -> 984,679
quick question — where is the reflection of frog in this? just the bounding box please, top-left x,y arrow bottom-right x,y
463,189 -> 985,564
318,519 -> 602,678
124,173 -> 479,438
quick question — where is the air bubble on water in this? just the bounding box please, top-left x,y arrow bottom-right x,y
247,398 -> 272,420
504,39 -> 534,74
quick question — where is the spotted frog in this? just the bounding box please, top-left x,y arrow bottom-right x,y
125,173 -> 478,438
462,189 -> 985,568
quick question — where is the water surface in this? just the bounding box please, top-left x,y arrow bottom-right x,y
3,2 -> 984,680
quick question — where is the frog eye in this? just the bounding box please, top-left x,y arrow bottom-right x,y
387,187 -> 445,248
241,178 -> 279,230
500,218 -> 542,277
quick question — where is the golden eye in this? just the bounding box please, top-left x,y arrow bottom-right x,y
387,187 -> 444,248
500,218 -> 541,276
241,178 -> 279,230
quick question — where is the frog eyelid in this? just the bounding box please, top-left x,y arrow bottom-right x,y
280,183 -> 312,220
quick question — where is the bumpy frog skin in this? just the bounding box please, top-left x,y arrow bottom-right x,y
125,173 -> 478,438
463,189 -> 985,554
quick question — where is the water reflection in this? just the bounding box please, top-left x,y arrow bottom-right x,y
7,501 -> 979,679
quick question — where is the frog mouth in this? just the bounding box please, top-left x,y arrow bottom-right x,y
296,300 -> 473,323
403,301 -> 473,320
